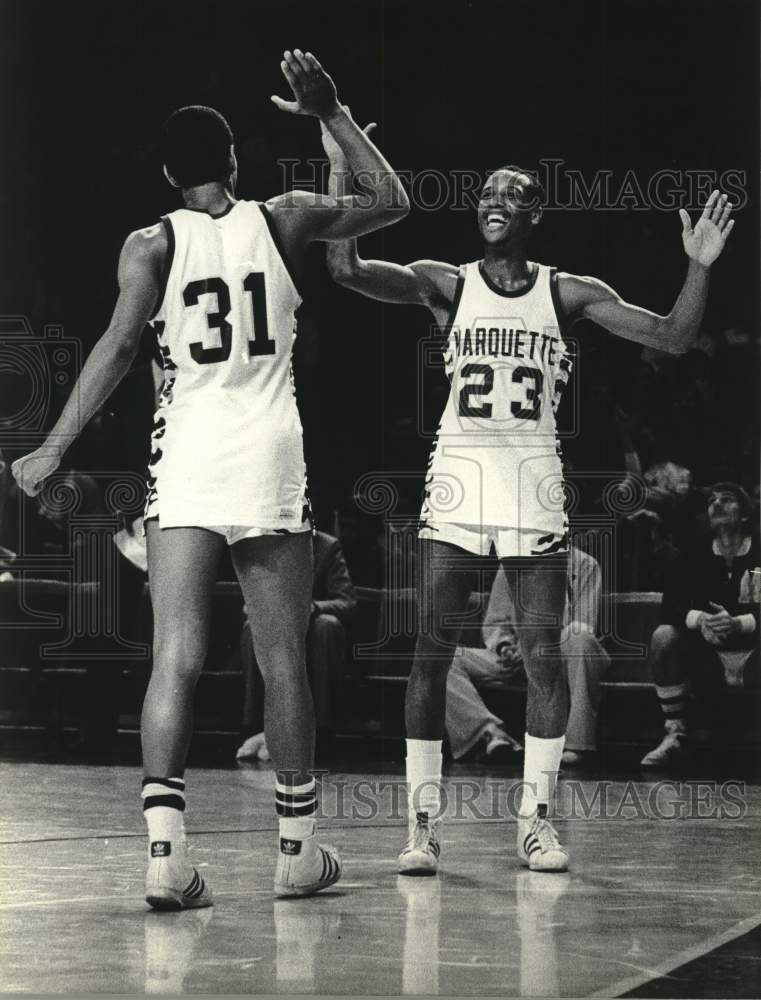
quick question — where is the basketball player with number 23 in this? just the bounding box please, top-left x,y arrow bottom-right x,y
326,131 -> 734,873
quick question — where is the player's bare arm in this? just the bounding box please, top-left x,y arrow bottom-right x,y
11,226 -> 165,496
266,50 -> 409,257
557,190 -> 734,354
323,125 -> 458,325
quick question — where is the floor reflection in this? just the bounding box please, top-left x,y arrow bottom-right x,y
274,900 -> 341,993
143,908 -> 213,994
516,871 -> 570,996
398,875 -> 442,995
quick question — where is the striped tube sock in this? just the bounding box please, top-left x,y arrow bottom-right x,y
655,684 -> 687,730
276,778 -> 317,842
141,777 -> 186,847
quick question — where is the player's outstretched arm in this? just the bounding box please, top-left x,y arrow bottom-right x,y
327,238 -> 456,307
269,50 -> 409,242
323,122 -> 457,309
11,228 -> 163,496
559,190 -> 734,354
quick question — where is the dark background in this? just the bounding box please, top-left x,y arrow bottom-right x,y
1,0 -> 758,527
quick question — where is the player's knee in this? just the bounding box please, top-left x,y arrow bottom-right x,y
152,634 -> 206,680
563,630 -> 600,657
521,630 -> 561,668
310,613 -> 343,636
254,632 -> 307,677
650,624 -> 680,657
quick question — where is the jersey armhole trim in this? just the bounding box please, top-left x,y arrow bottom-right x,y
149,216 -> 175,321
438,267 -> 466,336
549,267 -> 582,339
257,203 -> 303,300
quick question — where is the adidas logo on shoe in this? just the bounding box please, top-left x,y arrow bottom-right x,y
151,841 -> 171,858
280,838 -> 301,856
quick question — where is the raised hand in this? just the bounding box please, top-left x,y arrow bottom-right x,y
679,190 -> 735,267
271,50 -> 340,120
11,448 -> 61,497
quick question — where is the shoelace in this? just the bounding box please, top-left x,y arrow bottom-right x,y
534,818 -> 562,854
406,822 -> 435,852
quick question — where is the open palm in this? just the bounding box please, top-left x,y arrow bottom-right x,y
271,50 -> 338,119
680,190 -> 734,266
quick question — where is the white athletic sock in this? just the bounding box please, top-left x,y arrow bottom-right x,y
276,778 -> 317,842
141,777 -> 187,849
406,739 -> 443,824
519,734 -> 565,818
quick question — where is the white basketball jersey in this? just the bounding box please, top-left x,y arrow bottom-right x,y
420,261 -> 572,532
145,200 -> 308,528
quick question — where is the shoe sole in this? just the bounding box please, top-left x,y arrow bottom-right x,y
517,850 -> 569,873
398,853 -> 439,876
527,859 -> 570,873
274,869 -> 341,898
145,888 -> 213,911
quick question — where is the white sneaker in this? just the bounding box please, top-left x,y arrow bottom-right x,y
640,726 -> 687,767
517,812 -> 569,872
236,732 -> 271,761
398,813 -> 441,876
145,840 -> 212,911
274,832 -> 341,898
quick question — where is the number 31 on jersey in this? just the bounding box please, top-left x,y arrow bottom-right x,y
181,272 -> 274,365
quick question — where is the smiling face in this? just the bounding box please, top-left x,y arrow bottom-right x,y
477,168 -> 542,248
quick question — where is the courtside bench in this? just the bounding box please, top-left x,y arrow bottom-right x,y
0,580 -> 756,750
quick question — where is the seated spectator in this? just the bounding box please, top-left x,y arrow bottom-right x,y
236,530 -> 357,761
641,482 -> 760,767
35,475 -> 147,753
445,547 -> 610,766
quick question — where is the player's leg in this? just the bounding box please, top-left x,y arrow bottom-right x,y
505,554 -> 570,872
141,521 -> 224,910
236,616 -> 269,760
400,537 -> 485,875
640,627 -> 717,766
231,532 -> 340,897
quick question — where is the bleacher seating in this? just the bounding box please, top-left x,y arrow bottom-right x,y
0,579 -> 755,752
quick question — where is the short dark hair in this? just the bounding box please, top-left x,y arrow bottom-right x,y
162,106 -> 234,188
488,164 -> 545,208
709,481 -> 753,522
